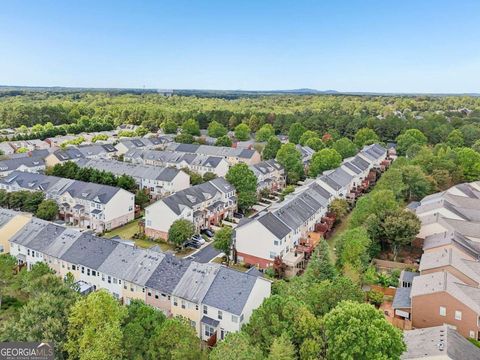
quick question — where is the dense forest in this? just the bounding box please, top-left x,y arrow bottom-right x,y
1,92 -> 480,145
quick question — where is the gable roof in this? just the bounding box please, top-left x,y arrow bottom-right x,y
172,262 -> 220,304
257,212 -> 291,239
0,156 -> 45,172
145,254 -> 191,293
202,266 -> 258,315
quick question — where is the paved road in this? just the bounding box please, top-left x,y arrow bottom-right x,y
190,243 -> 221,263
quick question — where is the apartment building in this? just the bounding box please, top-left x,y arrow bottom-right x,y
400,181 -> 480,340
0,156 -> 46,177
166,143 -> 261,166
75,158 -> 190,198
124,149 -> 229,177
0,171 -> 135,232
6,212 -> 271,343
249,159 -> 286,193
144,177 -> 236,239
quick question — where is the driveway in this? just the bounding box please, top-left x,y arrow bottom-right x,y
189,243 -> 221,263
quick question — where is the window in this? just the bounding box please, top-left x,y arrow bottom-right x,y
173,298 -> 178,306
102,274 -> 105,281
147,291 -> 152,296
190,320 -> 196,328
220,329 -> 225,340
274,240 -> 279,246
81,267 -> 85,274
146,220 -> 152,226
155,294 -> 159,299
113,278 -> 118,284
195,305 -> 199,311
92,270 -> 96,276
439,306 -> 446,317
203,305 -> 208,314
240,314 -> 244,322
27,249 -> 30,256
87,269 -> 90,276
269,252 -> 276,259
218,310 -> 223,320
470,331 -> 475,338
204,324 -> 215,338
72,265 -> 76,271
231,315 -> 238,323
119,280 -> 121,284
455,311 -> 462,320
181,300 -> 186,309
108,276 -> 112,284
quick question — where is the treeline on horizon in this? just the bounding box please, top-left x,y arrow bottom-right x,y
1,92 -> 480,145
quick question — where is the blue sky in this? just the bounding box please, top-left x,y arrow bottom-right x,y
1,0 -> 479,93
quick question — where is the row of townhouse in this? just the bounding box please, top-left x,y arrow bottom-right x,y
144,177 -> 237,239
393,181 -> 480,341
0,171 -> 135,233
75,158 -> 190,198
166,143 -> 261,166
249,159 -> 286,193
0,211 -> 271,343
124,149 -> 230,177
0,156 -> 46,177
0,139 -> 51,155
234,144 -> 389,273
45,144 -> 118,167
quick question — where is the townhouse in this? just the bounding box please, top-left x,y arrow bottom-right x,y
235,144 -> 389,272
0,208 -> 31,253
5,211 -> 271,343
45,144 -> 118,167
166,143 -> 261,166
124,149 -> 229,177
75,158 -> 190,198
0,156 -> 46,177
0,171 -> 135,232
0,142 -> 15,155
115,137 -> 166,155
395,180 -> 480,340
249,159 -> 286,193
144,177 -> 236,239
296,145 -> 315,168
9,140 -> 50,152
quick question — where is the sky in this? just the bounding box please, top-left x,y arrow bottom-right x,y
0,0 -> 479,93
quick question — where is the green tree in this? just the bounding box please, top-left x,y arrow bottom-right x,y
163,120 -> 178,134
135,126 -> 149,137
401,165 -> 433,201
175,133 -> 195,144
226,163 -> 258,212
123,300 -> 166,360
333,137 -> 357,159
210,332 -> 263,360
215,135 -> 232,147
304,137 -> 325,151
213,226 -> 233,259
276,143 -> 304,184
202,172 -> 217,182
455,147 -> 480,181
35,199 -> 58,220
288,123 -> 306,144
23,191 -> 45,213
262,136 -> 281,160
66,290 -> 127,360
308,148 -> 342,177
350,190 -> 399,228
181,118 -> 201,136
299,130 -> 318,146
354,128 -> 379,147
336,227 -> 372,273
328,198 -> 349,219
135,189 -> 150,209
256,124 -> 275,142
323,301 -> 406,360
446,129 -> 464,148
396,129 -> 428,155
208,120 -> 227,138
147,317 -> 203,360
168,219 -> 195,247
268,333 -> 296,360
234,123 -> 251,141
384,210 -> 421,261
303,240 -> 337,283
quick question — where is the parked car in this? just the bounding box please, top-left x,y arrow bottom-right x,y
185,241 -> 201,249
192,234 -> 205,245
201,229 -> 214,238
233,212 -> 244,219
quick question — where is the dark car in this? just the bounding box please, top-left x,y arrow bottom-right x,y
185,241 -> 201,249
201,229 -> 214,238
233,212 -> 244,219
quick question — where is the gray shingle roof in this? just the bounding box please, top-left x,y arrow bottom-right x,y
0,156 -> 45,172
392,287 -> 412,309
202,266 -> 258,315
172,262 -> 220,303
168,143 -> 258,159
401,325 -> 480,360
258,212 -> 291,239
60,233 -> 119,270
0,208 -> 17,228
145,254 -> 191,293
9,218 -> 50,246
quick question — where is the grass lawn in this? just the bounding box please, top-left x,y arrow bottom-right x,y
211,257 -> 248,272
104,219 -> 141,240
326,212 -> 352,261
